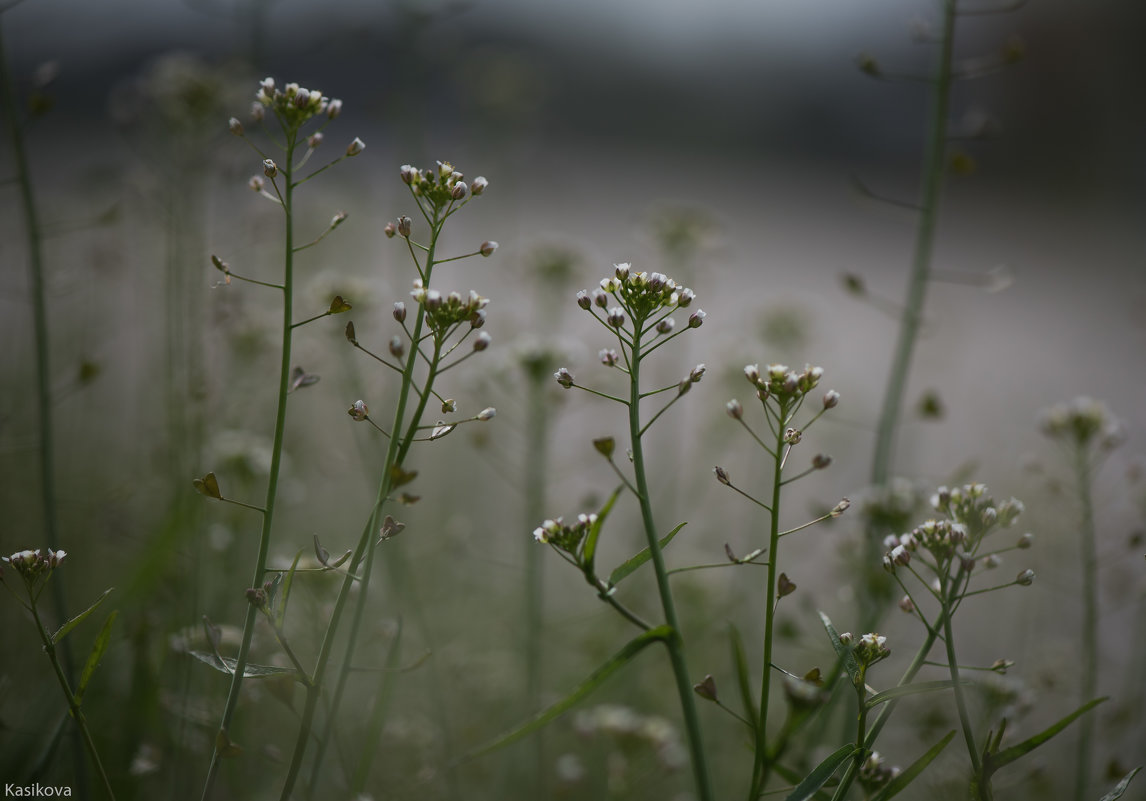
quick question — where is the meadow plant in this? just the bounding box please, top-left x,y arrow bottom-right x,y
1039,397 -> 1124,801
1,549 -> 117,800
194,78 -> 498,800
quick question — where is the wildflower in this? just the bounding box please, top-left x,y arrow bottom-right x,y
477,407 -> 496,421
688,309 -> 706,328
471,176 -> 488,195
346,137 -> 366,157
348,400 -> 369,421
1015,569 -> 1035,586
480,240 -> 498,257
554,368 -> 574,389
726,399 -> 743,419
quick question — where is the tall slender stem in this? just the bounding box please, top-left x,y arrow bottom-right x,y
628,330 -> 713,801
1073,444 -> 1098,801
202,132 -> 298,801
749,400 -> 789,799
941,570 -> 981,775
0,22 -> 88,798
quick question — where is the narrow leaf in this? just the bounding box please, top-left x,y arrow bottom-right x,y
784,743 -> 857,801
464,626 -> 672,761
728,623 -> 758,736
865,680 -> 969,710
582,485 -> 623,573
51,588 -> 113,644
188,650 -> 302,681
608,522 -> 687,588
869,731 -> 955,801
987,697 -> 1106,772
275,550 -> 303,629
1099,766 -> 1142,801
193,472 -> 222,499
819,611 -> 860,687
75,610 -> 117,705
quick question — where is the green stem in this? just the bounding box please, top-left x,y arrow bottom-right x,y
201,130 -> 298,801
29,598 -> 116,800
749,400 -> 789,799
628,331 -> 713,801
1073,442 -> 1098,801
941,570 -> 981,775
0,23 -> 88,799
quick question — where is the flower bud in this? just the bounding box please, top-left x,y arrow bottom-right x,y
263,158 -> 278,178
677,287 -> 695,308
823,390 -> 840,409
726,399 -> 743,419
477,407 -> 496,421
1016,569 -> 1035,586
615,263 -> 631,280
744,364 -> 761,385
592,288 -> 608,308
607,307 -> 626,328
397,216 -> 412,238
393,301 -> 407,323
714,466 -> 731,486
249,176 -> 265,192
554,368 -> 574,389
326,98 -> 342,119
831,498 -> 851,518
348,400 -> 369,421
400,164 -> 417,184
575,290 -> 592,310
389,336 -> 404,358
471,176 -> 488,195
346,137 -> 366,157
1017,532 -> 1033,549
480,240 -> 498,257
688,309 -> 706,328
689,364 -> 706,383
898,595 -> 914,613
249,101 -> 265,122
384,221 -> 397,238
599,349 -> 619,367
473,332 -> 491,351
228,117 -> 244,135
812,453 -> 832,470
656,317 -> 675,335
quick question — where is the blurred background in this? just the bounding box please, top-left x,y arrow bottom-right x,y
1,0 -> 1144,799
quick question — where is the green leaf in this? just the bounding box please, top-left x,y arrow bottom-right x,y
582,485 -> 623,573
865,680 -> 969,710
818,611 -> 860,687
463,625 -> 672,761
188,650 -> 302,681
869,730 -> 955,801
51,588 -> 113,645
728,623 -> 757,736
193,471 -> 222,499
274,551 -> 303,629
1099,766 -> 1142,801
607,522 -> 687,588
75,610 -> 117,705
985,697 -> 1106,773
784,743 -> 857,801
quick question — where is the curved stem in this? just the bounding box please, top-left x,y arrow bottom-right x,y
628,332 -> 713,801
942,570 -> 981,775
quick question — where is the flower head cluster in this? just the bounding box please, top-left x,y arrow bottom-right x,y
400,161 -> 485,211
2,548 -> 66,583
743,363 -> 824,403
930,482 -> 1023,543
532,513 -> 597,556
1039,396 -> 1123,450
254,77 -> 342,129
410,280 -> 489,333
588,263 -> 696,324
858,751 -> 901,793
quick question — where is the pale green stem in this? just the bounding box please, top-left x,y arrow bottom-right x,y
941,568 -> 981,777
749,399 -> 790,799
0,23 -> 87,798
1073,442 -> 1098,801
628,328 -> 713,801
201,129 -> 298,801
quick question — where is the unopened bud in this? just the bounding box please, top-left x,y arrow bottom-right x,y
471,176 -> 488,195
689,364 -> 706,383
263,158 -> 278,178
346,137 -> 366,157
393,301 -> 407,323
228,117 -> 243,135
477,407 -> 496,421
688,309 -> 706,328
1017,532 -> 1033,549
348,400 -> 369,421
656,318 -> 675,335
473,331 -> 491,351
451,181 -> 468,200
326,98 -> 342,119
830,498 -> 851,518
308,132 -> 324,149
577,290 -> 592,310
812,454 -> 832,470
397,216 -> 412,238
898,595 -> 915,613
384,221 -> 397,238
1015,569 -> 1035,586
726,399 -> 743,419
554,368 -> 574,389
389,336 -> 404,358
714,466 -> 731,486
607,307 -> 626,328
480,240 -> 498,257
249,175 -> 264,192
823,390 -> 840,409
400,164 -> 417,184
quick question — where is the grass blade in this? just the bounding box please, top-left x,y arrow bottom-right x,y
50,588 -> 113,645
986,697 -> 1106,772
607,522 -> 686,588
728,623 -> 758,736
463,625 -> 672,761
74,610 -> 117,705
865,679 -> 968,709
869,730 -> 955,801
818,611 -> 860,687
784,743 -> 857,801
